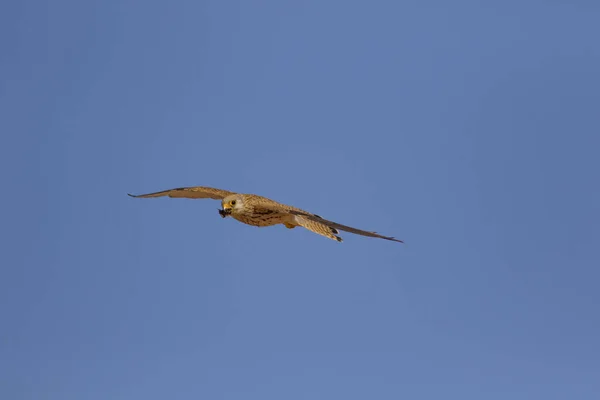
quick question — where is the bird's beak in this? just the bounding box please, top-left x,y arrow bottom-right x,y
219,203 -> 232,218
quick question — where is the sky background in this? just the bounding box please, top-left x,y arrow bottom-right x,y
1,1 -> 599,399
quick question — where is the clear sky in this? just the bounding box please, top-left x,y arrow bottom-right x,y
1,1 -> 599,399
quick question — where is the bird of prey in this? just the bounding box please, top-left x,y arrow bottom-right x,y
128,186 -> 403,243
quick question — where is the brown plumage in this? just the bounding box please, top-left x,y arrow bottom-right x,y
128,186 -> 403,243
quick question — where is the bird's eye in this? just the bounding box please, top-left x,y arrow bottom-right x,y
231,200 -> 236,205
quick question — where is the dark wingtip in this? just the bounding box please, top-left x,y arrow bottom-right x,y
336,236 -> 343,242
373,231 -> 404,243
127,193 -> 136,197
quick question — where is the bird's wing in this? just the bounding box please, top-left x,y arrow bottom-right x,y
290,211 -> 404,243
127,186 -> 235,200
251,202 -> 403,243
293,212 -> 404,243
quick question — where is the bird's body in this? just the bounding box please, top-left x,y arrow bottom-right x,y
128,186 -> 403,243
222,194 -> 302,227
219,193 -> 343,241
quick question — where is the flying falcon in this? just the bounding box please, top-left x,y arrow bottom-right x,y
128,186 -> 403,243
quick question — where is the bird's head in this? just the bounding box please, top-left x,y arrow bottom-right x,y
219,194 -> 244,218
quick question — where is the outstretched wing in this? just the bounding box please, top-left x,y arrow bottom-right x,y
295,212 -> 404,243
127,186 -> 235,200
250,201 -> 403,243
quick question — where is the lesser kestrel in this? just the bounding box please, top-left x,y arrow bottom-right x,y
128,186 -> 403,243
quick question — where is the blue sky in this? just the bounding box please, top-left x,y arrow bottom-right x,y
1,1 -> 599,399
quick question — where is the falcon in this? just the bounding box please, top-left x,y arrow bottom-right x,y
128,186 -> 403,243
